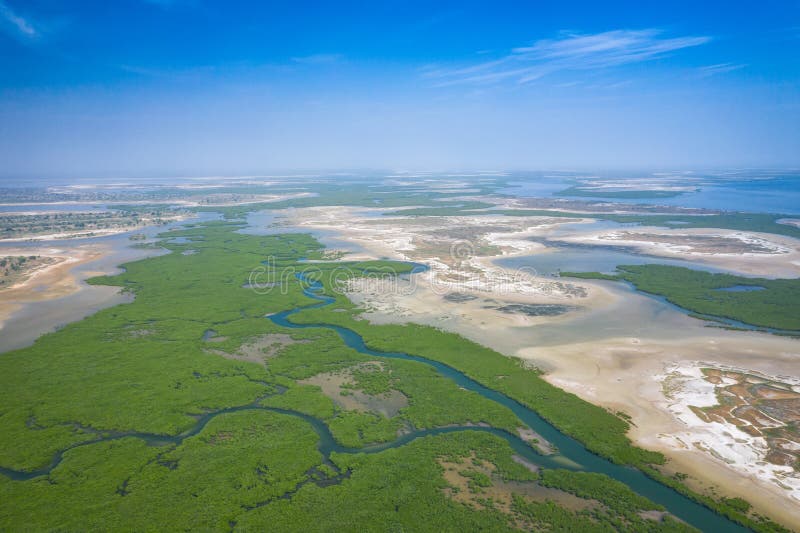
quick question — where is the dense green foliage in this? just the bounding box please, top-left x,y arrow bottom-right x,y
511,469 -> 697,532
0,221 -> 771,531
563,264 -> 800,331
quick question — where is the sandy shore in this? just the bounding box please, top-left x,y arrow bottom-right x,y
1,227 -> 144,243
551,226 -> 800,278
0,245 -> 106,330
284,206 -> 595,300
517,332 -> 800,527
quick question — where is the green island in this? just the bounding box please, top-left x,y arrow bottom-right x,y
0,221 -> 787,532
562,264 -> 800,332
0,208 -> 185,240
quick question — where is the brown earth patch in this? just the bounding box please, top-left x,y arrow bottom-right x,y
696,368 -> 800,470
300,362 -> 408,417
208,334 -> 307,365
439,452 -> 598,518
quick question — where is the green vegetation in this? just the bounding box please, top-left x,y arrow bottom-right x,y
288,275 -> 661,466
342,365 -> 397,395
561,271 -> 620,281
260,326 -> 529,447
514,469 -> 697,532
459,468 -> 493,489
511,498 -> 608,532
723,498 -> 753,514
236,432 -> 530,532
0,221 -> 777,531
562,264 -> 800,331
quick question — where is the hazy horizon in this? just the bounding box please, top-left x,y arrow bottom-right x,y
4,167 -> 800,187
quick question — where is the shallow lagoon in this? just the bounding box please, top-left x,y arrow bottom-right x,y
498,246 -> 732,277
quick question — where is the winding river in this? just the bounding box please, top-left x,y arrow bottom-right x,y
0,271 -> 749,532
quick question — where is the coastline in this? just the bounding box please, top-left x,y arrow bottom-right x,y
0,246 -> 103,331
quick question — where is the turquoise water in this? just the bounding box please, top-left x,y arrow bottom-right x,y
615,175 -> 800,214
502,172 -> 800,215
498,247 -> 733,277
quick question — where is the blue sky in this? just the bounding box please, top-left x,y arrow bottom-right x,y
1,1 -> 799,178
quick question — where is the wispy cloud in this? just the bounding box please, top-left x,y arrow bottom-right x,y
697,63 -> 746,77
0,0 -> 37,39
425,29 -> 711,86
291,53 -> 344,66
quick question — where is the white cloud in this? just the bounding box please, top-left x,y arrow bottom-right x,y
0,0 -> 37,38
425,29 -> 711,86
697,63 -> 746,77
